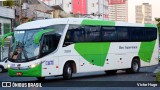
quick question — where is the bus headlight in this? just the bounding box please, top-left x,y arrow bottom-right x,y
30,64 -> 37,68
7,65 -> 11,68
29,63 -> 40,68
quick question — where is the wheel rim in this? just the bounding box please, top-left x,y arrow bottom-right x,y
67,67 -> 72,75
0,68 -> 2,72
133,62 -> 138,71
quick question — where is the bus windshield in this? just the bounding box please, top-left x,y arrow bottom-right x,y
9,25 -> 65,63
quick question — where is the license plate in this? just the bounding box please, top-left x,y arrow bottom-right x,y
16,72 -> 22,76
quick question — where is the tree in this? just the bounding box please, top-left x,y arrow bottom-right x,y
2,0 -> 15,7
155,18 -> 160,27
155,18 -> 160,34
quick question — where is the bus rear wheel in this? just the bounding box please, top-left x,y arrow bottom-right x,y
126,59 -> 140,73
37,77 -> 45,81
105,70 -> 117,75
63,63 -> 72,80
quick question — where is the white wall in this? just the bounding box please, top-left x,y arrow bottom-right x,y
41,0 -> 62,6
99,0 -> 109,20
62,0 -> 72,13
87,0 -> 108,20
0,6 -> 15,19
35,11 -> 52,19
87,0 -> 98,14
40,0 -> 109,20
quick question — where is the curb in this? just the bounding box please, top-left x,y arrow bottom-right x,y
153,63 -> 160,74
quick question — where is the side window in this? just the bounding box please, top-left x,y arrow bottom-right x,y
41,34 -> 61,57
41,35 -> 50,56
74,29 -> 85,42
0,23 -> 1,35
84,26 -> 100,42
129,27 -> 145,41
3,23 -> 11,34
102,27 -> 117,42
145,28 -> 157,41
63,25 -> 85,46
117,27 -> 128,42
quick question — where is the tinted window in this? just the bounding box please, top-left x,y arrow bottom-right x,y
46,24 -> 65,34
41,33 -> 61,57
63,25 -> 85,46
0,23 -> 1,35
145,28 -> 157,41
129,27 -> 145,41
117,27 -> 129,41
84,26 -> 100,42
102,27 -> 117,42
63,25 -> 157,45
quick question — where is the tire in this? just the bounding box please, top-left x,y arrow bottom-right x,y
37,77 -> 45,81
126,59 -> 140,73
63,63 -> 72,80
105,70 -> 117,75
0,66 -> 4,73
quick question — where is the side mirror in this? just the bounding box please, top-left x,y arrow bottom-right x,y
34,29 -> 53,44
2,57 -> 8,63
5,60 -> 7,63
1,32 -> 14,46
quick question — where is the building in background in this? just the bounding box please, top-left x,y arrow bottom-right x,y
0,6 -> 15,37
135,3 -> 152,24
62,0 -> 72,14
41,0 -> 109,20
73,0 -> 87,15
108,0 -> 128,22
87,0 -> 108,20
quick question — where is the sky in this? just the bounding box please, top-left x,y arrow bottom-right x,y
128,0 -> 160,23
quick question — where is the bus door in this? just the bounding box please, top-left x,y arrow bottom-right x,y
40,33 -> 60,76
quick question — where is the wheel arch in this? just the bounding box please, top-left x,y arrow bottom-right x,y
63,60 -> 77,73
132,56 -> 141,67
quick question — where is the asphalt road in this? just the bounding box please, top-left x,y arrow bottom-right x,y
0,65 -> 160,90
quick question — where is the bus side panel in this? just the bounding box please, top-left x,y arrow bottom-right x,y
58,55 -> 79,75
58,44 -> 80,75
75,43 -> 105,72
150,37 -> 159,66
41,56 -> 59,76
103,42 -> 141,70
139,40 -> 158,67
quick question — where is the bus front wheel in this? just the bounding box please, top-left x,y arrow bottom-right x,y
63,63 -> 72,80
126,59 -> 140,73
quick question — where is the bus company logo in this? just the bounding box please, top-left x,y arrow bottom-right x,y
17,64 -> 21,70
2,82 -> 11,87
45,61 -> 54,65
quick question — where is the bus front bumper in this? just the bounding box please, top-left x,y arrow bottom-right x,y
8,65 -> 42,77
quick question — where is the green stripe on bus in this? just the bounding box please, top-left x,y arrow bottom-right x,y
34,29 -> 53,44
81,19 -> 115,26
8,64 -> 42,77
138,40 -> 156,62
145,24 -> 157,28
75,43 -> 111,66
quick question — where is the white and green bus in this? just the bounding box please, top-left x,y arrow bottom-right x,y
2,18 -> 159,80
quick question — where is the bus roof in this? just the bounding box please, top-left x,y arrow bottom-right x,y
15,18 -> 157,30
